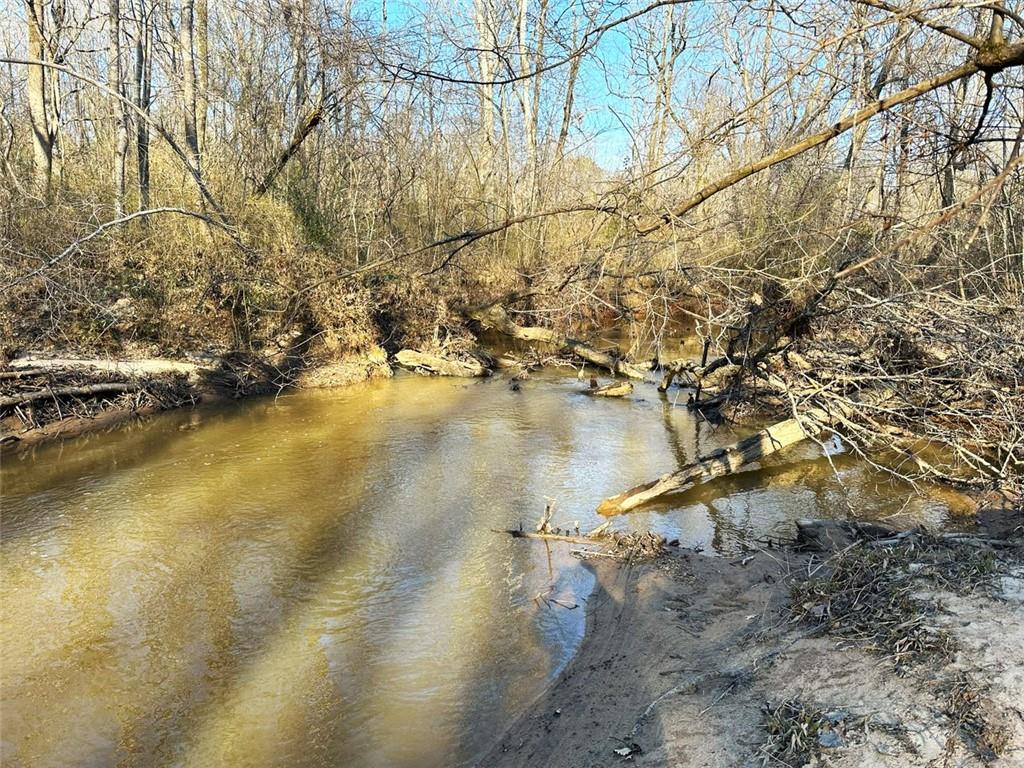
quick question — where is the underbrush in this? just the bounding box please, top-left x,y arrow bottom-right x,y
788,532 -> 1019,763
1,193 -> 517,363
790,535 -> 1000,670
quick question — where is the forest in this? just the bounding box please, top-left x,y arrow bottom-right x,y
1,2 -> 1024,766
3,0 -> 1023,496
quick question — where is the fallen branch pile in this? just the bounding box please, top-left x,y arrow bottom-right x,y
469,303 -> 648,379
0,366 -> 196,434
502,505 -> 666,560
604,271 -> 1024,512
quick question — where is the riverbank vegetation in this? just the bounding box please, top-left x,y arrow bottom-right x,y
2,0 -> 1023,497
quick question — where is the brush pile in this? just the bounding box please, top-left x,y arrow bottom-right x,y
790,532 -> 1007,670
0,366 -> 195,435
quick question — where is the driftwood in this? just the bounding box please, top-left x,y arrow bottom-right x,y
588,381 -> 633,397
394,349 -> 491,377
0,382 -> 139,410
469,304 -> 647,379
8,355 -> 213,377
598,407 -> 836,514
504,530 -> 601,545
502,514 -> 665,559
0,369 -> 48,380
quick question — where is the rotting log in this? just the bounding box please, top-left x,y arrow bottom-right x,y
598,406 -> 837,515
468,304 -> 647,379
394,349 -> 490,377
0,382 -> 139,410
8,355 -> 214,377
588,381 -> 633,397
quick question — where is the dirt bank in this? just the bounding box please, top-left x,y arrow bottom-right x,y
482,524 -> 1024,767
0,349 -> 392,454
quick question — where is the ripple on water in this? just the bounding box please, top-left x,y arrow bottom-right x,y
0,371 -> 963,767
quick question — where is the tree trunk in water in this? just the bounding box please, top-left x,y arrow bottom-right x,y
597,409 -> 833,515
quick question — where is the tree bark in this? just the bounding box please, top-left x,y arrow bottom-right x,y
194,0 -> 209,151
109,0 -> 130,217
25,0 -> 55,198
133,0 -> 153,210
179,0 -> 203,193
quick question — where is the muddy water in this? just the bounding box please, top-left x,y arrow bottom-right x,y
0,371 -> 970,768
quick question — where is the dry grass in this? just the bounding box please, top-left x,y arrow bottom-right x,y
791,538 -> 965,670
942,673 -> 1011,763
758,699 -> 838,767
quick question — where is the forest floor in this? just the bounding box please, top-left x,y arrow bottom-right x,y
482,514 -> 1024,768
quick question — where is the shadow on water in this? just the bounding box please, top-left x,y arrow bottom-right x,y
1,371 -> 969,768
3,381 -> 491,766
472,559 -> 667,768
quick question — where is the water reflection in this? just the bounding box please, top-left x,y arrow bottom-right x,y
1,371 -> 965,767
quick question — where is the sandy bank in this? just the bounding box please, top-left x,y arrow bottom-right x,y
482,523 -> 1024,767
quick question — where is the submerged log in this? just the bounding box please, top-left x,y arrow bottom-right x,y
468,304 -> 647,379
0,382 -> 139,410
598,409 -> 832,515
394,349 -> 490,377
587,381 -> 634,398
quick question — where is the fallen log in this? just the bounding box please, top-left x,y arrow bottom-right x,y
587,381 -> 633,397
468,304 -> 647,379
0,382 -> 139,410
8,354 -> 213,377
0,369 -> 48,380
394,349 -> 491,377
598,407 -> 835,515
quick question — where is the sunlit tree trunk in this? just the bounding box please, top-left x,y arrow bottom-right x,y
473,0 -> 496,195
25,0 -> 57,198
109,0 -> 130,217
179,0 -> 203,189
133,0 -> 153,210
195,0 -> 209,152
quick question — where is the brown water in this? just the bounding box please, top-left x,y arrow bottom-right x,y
0,371 -> 970,768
